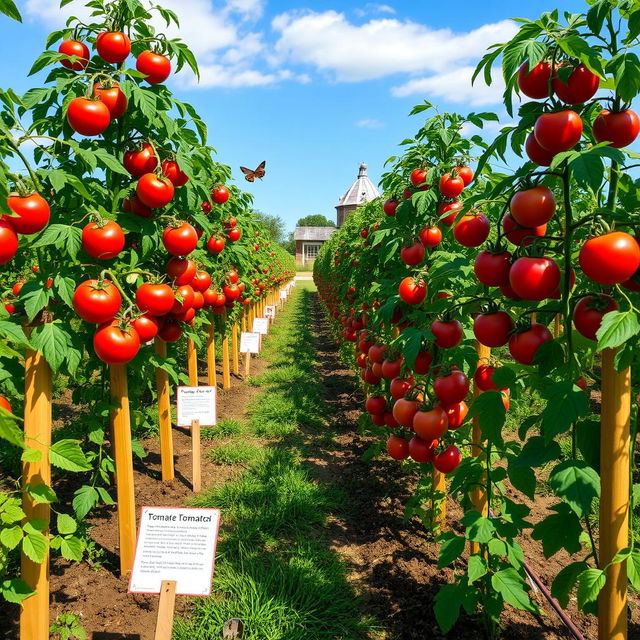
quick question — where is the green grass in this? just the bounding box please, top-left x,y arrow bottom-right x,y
201,418 -> 247,440
175,284 -> 379,640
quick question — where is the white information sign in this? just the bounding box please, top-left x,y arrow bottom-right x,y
129,507 -> 220,596
252,318 -> 269,335
240,332 -> 261,354
265,305 -> 276,318
176,386 -> 217,427
279,289 -> 287,300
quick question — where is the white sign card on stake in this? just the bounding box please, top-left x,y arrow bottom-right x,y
240,332 -> 261,354
129,506 -> 221,596
280,289 -> 287,300
176,386 -> 217,427
265,305 -> 276,319
252,318 -> 269,335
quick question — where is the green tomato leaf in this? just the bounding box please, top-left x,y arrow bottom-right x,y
531,503 -> 583,558
467,555 -> 488,584
0,525 -> 23,550
1,579 -> 35,604
549,460 -> 600,518
596,310 -> 640,350
492,568 -> 536,612
56,513 -> 77,535
60,536 -> 84,562
552,561 -> 590,609
437,531 -> 466,568
577,568 -> 606,610
50,440 -> 91,472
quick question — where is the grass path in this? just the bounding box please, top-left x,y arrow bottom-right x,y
174,282 -> 380,640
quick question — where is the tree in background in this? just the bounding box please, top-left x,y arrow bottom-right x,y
251,210 -> 287,245
296,214 -> 336,227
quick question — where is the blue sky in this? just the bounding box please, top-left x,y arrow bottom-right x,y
2,0 -> 587,233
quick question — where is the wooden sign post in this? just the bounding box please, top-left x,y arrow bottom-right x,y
21,343 -> 52,640
187,337 -> 198,387
155,338 -> 174,482
190,420 -> 201,493
432,468 -> 446,528
599,347 -> 630,640
207,320 -> 217,388
232,323 -> 239,376
154,580 -> 177,640
240,332 -> 260,379
221,313 -> 231,390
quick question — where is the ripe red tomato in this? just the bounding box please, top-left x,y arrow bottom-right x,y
509,256 -> 561,301
172,285 -> 195,313
123,195 -> 153,218
159,319 -> 182,342
553,64 -> 599,104
136,50 -> 171,84
474,250 -> 511,286
453,213 -> 490,247
96,31 -> 131,64
162,160 -> 189,187
0,221 -> 18,264
573,294 -> 618,341
137,173 -> 175,208
403,188 -> 413,200
408,436 -> 437,463
381,357 -> 403,380
132,314 -> 160,342
398,277 -> 427,305
362,366 -> 381,385
12,282 -> 23,297
508,323 -> 553,365
207,236 -> 226,254
593,109 -> 640,148
94,321 -> 140,364
502,214 -> 547,247
162,223 -> 198,256
166,257 -> 197,285
123,143 -> 157,177
474,364 -> 502,392
192,271 -> 212,292
525,132 -> 555,166
228,227 -> 242,242
202,201 -> 212,214
534,110 -> 583,153
0,396 -> 12,413
212,186 -> 229,204
434,371 -> 469,405
172,307 -> 196,323
368,344 -> 387,364
366,395 -> 387,416
413,406 -> 448,440
82,220 -> 125,260
441,401 -> 468,430
413,350 -> 433,375
392,397 -> 419,428
439,173 -> 464,198
418,226 -> 442,248
438,200 -> 462,226
58,40 -> 89,70
400,241 -> 425,266
223,283 -> 241,301
6,193 -> 50,234
432,319 -> 463,349
390,377 -> 413,400
383,199 -> 398,216
456,166 -> 473,186
410,168 -> 428,187
579,232 -> 640,285
386,435 -> 409,461
434,445 -> 462,474
371,413 -> 386,426
227,269 -> 239,283
517,60 -> 552,99
73,279 -> 122,324
510,186 -> 555,227
67,98 -> 111,136
136,283 -> 175,316
92,82 -> 128,119
473,311 -> 514,347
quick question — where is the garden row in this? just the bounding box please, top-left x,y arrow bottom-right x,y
314,2 -> 640,638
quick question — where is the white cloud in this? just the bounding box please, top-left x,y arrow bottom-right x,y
224,0 -> 265,20
356,118 -> 384,128
391,66 -> 506,106
354,4 -> 396,17
272,11 -> 517,82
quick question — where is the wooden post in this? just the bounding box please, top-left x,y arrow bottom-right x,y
21,344 -> 52,640
187,337 -> 198,387
109,364 -> 137,575
432,468 -> 446,528
598,347 -> 630,640
222,313 -> 231,390
207,319 -> 217,388
155,338 -> 174,482
244,352 -> 251,379
470,342 -> 490,555
154,580 -> 177,640
241,309 -> 247,333
232,323 -> 239,375
554,314 -> 561,338
191,419 -> 201,493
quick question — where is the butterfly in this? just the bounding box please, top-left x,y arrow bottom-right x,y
240,161 -> 266,182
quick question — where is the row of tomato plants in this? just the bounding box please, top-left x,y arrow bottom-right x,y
0,0 -> 294,606
315,1 -> 640,636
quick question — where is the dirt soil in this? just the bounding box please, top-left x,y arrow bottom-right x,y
1,289 -> 638,639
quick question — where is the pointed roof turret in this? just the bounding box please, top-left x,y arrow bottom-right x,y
336,163 -> 380,209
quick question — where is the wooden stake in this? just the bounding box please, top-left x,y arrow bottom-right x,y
191,419 -> 201,493
554,314 -> 561,338
21,344 -> 52,640
470,342 -> 490,555
432,468 -> 446,528
598,347 -> 630,640
244,352 -> 251,379
187,337 -> 198,387
232,323 -> 239,375
109,364 -> 137,575
207,319 -> 217,388
241,309 -> 247,332
154,580 -> 177,640
155,338 -> 174,482
221,314 -> 231,390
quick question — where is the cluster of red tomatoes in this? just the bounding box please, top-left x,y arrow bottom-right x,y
61,32 -> 171,137
0,192 -> 51,265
